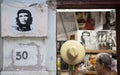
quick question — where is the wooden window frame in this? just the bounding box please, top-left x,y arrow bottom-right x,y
57,0 -> 120,75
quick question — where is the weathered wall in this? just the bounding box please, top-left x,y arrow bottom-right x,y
0,0 -> 56,75
0,0 -> 3,75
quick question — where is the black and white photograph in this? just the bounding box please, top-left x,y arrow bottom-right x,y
1,4 -> 48,37
103,12 -> 116,30
77,30 -> 116,50
97,31 -> 116,50
78,30 -> 98,50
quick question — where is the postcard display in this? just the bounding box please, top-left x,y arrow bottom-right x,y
56,10 -> 117,75
75,11 -> 117,73
1,0 -> 56,75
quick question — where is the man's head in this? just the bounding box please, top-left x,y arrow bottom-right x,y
82,31 -> 90,39
96,53 -> 112,73
76,12 -> 86,29
16,9 -> 33,31
105,12 -> 110,22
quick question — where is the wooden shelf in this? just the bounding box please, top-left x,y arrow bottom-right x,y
58,70 -> 117,75
78,71 -> 117,75
57,50 -> 116,57
58,70 -> 69,72
57,70 -> 99,74
78,71 -> 99,74
58,70 -> 99,74
86,50 -> 116,54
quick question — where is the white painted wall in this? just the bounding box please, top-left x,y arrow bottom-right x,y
0,38 -> 3,75
0,1 -> 3,75
0,0 -> 56,75
46,8 -> 56,71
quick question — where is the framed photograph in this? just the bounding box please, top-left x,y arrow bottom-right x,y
1,3 -> 48,37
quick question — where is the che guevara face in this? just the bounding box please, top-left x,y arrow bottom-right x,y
18,13 -> 29,25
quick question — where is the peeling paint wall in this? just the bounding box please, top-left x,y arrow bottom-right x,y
0,0 -> 56,75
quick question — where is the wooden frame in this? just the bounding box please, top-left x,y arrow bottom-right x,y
57,0 -> 120,9
57,0 -> 120,75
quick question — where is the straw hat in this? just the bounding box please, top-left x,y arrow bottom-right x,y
60,40 -> 85,65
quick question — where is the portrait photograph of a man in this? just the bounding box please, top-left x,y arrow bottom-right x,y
1,4 -> 48,37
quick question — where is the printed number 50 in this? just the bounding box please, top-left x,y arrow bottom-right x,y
16,51 -> 28,60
